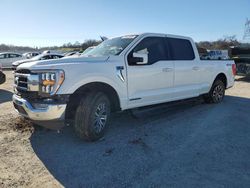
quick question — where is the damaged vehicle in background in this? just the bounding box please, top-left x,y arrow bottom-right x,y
22,52 -> 40,59
12,53 -> 64,71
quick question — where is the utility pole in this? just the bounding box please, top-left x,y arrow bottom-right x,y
243,18 -> 250,41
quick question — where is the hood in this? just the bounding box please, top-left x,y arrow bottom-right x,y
17,56 -> 110,70
13,59 -> 33,66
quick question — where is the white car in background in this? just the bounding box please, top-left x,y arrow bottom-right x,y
64,51 -> 79,57
12,53 -> 64,70
23,52 -> 40,59
0,52 -> 24,68
204,50 -> 229,60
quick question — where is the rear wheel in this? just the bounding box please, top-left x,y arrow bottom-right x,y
74,92 -> 111,141
203,80 -> 225,104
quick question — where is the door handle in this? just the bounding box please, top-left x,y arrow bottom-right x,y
192,66 -> 200,71
162,68 -> 173,72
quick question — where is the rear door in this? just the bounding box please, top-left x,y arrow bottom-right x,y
126,36 -> 174,108
167,37 -> 201,99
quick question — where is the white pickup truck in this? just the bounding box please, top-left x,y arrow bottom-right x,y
13,33 -> 236,141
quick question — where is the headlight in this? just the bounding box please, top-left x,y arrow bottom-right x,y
39,70 -> 65,95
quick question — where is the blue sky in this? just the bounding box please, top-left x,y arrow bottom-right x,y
0,0 -> 249,47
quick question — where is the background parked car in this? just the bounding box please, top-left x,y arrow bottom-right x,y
12,53 -> 64,70
22,52 -> 40,59
229,46 -> 250,75
0,63 -> 6,84
63,47 -> 96,59
0,52 -> 24,68
203,50 -> 229,60
63,51 -> 79,57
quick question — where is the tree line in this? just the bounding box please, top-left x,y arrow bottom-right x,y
196,35 -> 242,50
0,36 -> 249,53
0,39 -> 101,53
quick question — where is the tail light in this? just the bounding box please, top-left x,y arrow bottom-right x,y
232,64 -> 236,76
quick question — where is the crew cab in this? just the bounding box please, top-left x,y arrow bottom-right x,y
12,33 -> 236,141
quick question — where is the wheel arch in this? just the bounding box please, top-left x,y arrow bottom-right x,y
65,82 -> 121,121
213,73 -> 227,88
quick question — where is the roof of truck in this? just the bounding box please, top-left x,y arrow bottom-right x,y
111,33 -> 193,41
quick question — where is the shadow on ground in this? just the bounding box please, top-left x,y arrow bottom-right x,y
0,89 -> 13,104
30,96 -> 250,187
235,75 -> 250,82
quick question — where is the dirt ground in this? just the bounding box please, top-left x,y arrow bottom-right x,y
0,70 -> 250,188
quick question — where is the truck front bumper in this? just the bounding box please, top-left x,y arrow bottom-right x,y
13,94 -> 67,122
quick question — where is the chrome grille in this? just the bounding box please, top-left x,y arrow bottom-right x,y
14,71 -> 39,93
16,69 -> 31,74
15,73 -> 29,91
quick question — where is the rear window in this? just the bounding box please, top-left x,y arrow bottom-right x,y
167,38 -> 195,60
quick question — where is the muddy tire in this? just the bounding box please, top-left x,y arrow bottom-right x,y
203,80 -> 225,104
74,92 -> 111,141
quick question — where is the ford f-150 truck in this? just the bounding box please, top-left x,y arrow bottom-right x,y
13,33 -> 236,141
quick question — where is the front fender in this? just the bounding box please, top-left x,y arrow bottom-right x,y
57,74 -> 128,110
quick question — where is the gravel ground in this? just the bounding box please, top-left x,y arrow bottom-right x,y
0,70 -> 250,188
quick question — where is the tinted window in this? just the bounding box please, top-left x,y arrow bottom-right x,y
9,54 -> 21,58
53,55 -> 62,59
167,38 -> 195,60
128,37 -> 168,65
40,55 -> 51,60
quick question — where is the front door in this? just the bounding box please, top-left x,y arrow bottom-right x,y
126,36 -> 174,108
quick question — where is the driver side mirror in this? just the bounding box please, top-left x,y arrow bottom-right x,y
130,52 -> 148,65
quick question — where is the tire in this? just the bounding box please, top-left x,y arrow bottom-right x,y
203,80 -> 225,104
74,92 -> 111,141
0,72 -> 6,85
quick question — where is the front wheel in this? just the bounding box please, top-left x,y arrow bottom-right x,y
203,80 -> 225,104
74,92 -> 111,141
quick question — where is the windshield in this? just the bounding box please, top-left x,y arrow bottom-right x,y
81,47 -> 95,56
82,35 -> 138,57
